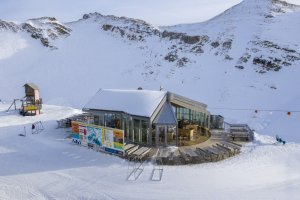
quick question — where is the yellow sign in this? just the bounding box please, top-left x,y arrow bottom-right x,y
71,121 -> 79,133
24,105 -> 37,111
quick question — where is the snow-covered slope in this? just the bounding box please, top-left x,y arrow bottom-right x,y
163,0 -> 300,72
0,0 -> 299,142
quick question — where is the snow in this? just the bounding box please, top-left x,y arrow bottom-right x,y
0,104 -> 82,128
84,89 -> 167,117
0,31 -> 27,60
0,104 -> 300,199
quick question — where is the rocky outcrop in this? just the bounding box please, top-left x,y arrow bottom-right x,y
162,31 -> 208,45
0,17 -> 71,48
0,20 -> 20,32
236,40 -> 300,73
21,17 -> 71,47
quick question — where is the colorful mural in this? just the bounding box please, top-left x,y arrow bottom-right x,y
71,121 -> 124,156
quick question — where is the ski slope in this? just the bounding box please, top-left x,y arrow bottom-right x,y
0,104 -> 300,200
0,0 -> 300,198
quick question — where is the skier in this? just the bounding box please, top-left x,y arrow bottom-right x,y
32,123 -> 35,134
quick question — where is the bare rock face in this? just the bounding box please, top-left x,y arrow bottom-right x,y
162,31 -> 209,45
162,31 -> 208,45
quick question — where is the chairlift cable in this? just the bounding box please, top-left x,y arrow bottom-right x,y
209,107 -> 300,113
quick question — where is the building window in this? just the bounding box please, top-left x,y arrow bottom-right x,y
129,117 -> 134,141
105,113 -> 122,129
115,114 -> 122,129
105,113 -> 115,128
167,125 -> 176,146
94,115 -> 99,125
99,113 -> 105,126
134,119 -> 140,143
141,120 -> 149,144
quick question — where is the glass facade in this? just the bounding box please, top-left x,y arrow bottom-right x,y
141,120 -> 149,144
128,117 -> 134,141
92,112 -> 149,145
89,100 -> 209,147
133,119 -> 140,143
166,125 -> 177,145
93,113 -> 105,126
173,106 -> 209,128
157,126 -> 165,146
105,113 -> 121,129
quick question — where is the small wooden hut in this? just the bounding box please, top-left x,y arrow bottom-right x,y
20,83 -> 42,116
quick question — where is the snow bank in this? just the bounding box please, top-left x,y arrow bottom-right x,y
0,104 -> 81,128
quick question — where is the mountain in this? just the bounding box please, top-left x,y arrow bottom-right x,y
163,0 -> 300,73
0,0 -> 299,141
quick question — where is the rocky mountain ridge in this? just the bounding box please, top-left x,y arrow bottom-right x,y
1,0 -> 299,75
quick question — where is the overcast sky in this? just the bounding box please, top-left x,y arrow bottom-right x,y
0,0 -> 299,26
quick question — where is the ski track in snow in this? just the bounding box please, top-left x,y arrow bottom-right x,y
0,104 -> 300,200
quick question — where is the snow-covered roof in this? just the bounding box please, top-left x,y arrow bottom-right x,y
83,89 -> 167,117
24,83 -> 39,90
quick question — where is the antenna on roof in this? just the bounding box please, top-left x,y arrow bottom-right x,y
160,85 -> 163,91
137,87 -> 143,90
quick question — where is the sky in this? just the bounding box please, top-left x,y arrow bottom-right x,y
0,0 -> 242,26
0,0 -> 299,25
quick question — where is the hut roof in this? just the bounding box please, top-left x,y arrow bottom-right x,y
24,83 -> 39,90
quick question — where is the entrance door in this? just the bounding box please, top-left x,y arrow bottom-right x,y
156,125 -> 167,146
166,125 -> 177,146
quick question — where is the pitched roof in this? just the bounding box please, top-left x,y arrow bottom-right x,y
153,102 -> 177,125
83,89 -> 167,117
24,83 -> 39,90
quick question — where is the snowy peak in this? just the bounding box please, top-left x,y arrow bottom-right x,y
79,12 -> 160,41
21,17 -> 71,48
81,12 -> 155,30
0,17 -> 71,48
161,0 -> 300,73
270,0 -> 300,14
72,1 -> 300,74
219,0 -> 300,19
